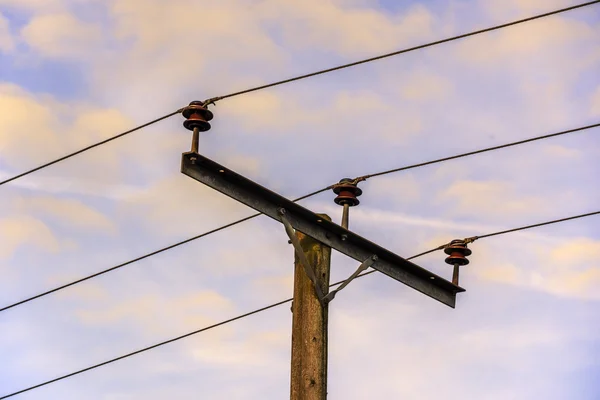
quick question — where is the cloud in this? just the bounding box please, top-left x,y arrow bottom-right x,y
260,1 -> 435,56
76,290 -> 235,336
20,12 -> 103,58
476,262 -> 522,285
0,83 -> 154,196
481,0 -> 579,19
0,169 -> 145,199
250,274 -> 294,299
550,237 -> 600,265
456,14 -> 598,71
14,195 -> 116,233
399,69 -> 454,102
118,173 -> 251,238
92,0 -> 287,114
0,83 -> 64,167
440,179 -> 546,219
470,237 -> 600,301
0,83 -> 129,170
327,287 -> 597,400
0,215 -> 60,259
318,203 -> 599,301
189,328 -> 288,369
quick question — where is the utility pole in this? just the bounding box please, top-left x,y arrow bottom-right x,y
178,101 -> 470,399
290,215 -> 331,400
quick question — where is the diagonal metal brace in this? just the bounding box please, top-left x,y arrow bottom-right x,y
323,255 -> 378,303
279,208 -> 326,304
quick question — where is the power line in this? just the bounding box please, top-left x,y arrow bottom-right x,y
356,211 -> 600,279
351,123 -> 600,183
206,1 -> 600,104
1,122 -> 596,313
0,297 -> 294,399
0,249 -> 429,400
472,211 -> 600,240
0,187 -> 331,313
2,1 -> 598,188
0,110 -> 182,187
4,208 -> 598,398
0,213 -> 259,313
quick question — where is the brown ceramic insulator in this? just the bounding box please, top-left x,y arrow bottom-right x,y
333,178 -> 362,207
444,239 -> 472,266
182,101 -> 213,132
445,253 -> 470,266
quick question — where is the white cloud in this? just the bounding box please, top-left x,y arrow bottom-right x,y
481,0 -> 578,20
76,290 -> 235,337
400,69 -> 454,101
470,236 -> 600,301
259,1 -> 435,56
441,179 -> 547,219
14,195 -> 116,233
0,215 -> 60,259
117,174 -> 251,238
0,83 -> 64,167
20,12 -> 103,58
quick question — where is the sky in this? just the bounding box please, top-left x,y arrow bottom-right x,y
0,0 -> 599,399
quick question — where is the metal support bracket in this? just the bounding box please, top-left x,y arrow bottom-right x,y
324,255 -> 377,303
280,208 -> 326,305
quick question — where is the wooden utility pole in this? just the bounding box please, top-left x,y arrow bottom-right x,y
290,214 -> 331,400
180,108 -> 466,399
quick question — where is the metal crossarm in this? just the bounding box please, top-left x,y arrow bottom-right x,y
181,152 -> 465,308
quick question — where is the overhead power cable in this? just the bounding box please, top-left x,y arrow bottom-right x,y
1,122 -> 596,313
204,1 -> 600,104
356,210 -> 600,280
1,1 -> 597,187
347,122 -> 600,184
471,211 -> 600,240
0,249 -> 429,399
3,209 -> 599,399
0,110 -> 182,187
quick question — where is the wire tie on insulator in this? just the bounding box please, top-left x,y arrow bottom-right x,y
352,176 -> 368,185
463,236 -> 479,245
202,97 -> 220,107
